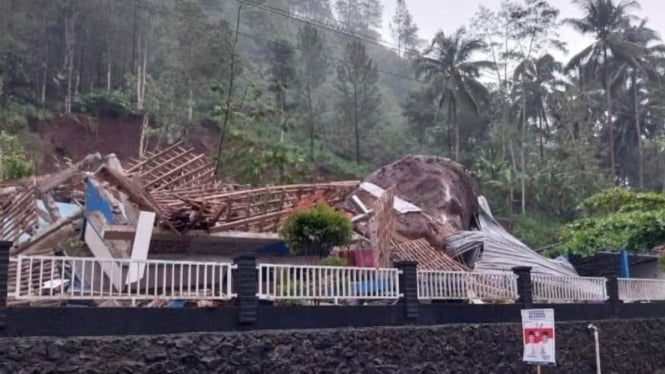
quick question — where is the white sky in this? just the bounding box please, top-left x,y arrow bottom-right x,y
379,0 -> 665,60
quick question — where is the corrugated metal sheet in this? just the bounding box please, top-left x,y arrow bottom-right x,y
445,196 -> 578,276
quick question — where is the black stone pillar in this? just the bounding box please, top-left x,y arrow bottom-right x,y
234,254 -> 258,325
396,261 -> 419,320
606,277 -> 621,304
512,266 -> 533,306
0,241 -> 10,331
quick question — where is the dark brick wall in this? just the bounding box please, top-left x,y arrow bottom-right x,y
2,319 -> 665,373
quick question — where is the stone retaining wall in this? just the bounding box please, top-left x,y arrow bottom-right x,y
2,319 -> 665,373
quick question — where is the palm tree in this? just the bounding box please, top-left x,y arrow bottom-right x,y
414,28 -> 493,161
512,54 -> 564,213
565,0 -> 643,180
619,21 -> 665,188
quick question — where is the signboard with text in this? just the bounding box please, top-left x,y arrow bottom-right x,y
521,308 -> 556,366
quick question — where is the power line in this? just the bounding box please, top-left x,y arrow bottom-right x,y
121,0 -> 425,84
239,0 -> 401,52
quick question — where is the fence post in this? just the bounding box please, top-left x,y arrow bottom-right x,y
512,266 -> 533,306
234,254 -> 258,325
606,277 -> 621,304
0,241 -> 10,332
396,261 -> 419,320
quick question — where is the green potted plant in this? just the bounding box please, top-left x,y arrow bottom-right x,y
279,203 -> 353,258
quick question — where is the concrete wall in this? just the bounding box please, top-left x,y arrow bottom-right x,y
2,319 -> 665,373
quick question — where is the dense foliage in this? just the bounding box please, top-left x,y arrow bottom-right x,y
554,189 -> 665,255
279,204 -> 353,256
2,0 -> 665,251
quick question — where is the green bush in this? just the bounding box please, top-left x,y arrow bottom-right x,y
552,188 -> 665,256
279,204 -> 353,257
0,131 -> 33,181
73,90 -> 134,117
512,214 -> 562,250
578,188 -> 665,216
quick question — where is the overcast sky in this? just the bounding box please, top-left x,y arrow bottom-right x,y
379,0 -> 665,60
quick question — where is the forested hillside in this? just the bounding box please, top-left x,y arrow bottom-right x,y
2,0 -> 665,249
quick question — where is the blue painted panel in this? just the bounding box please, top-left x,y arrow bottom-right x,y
84,179 -> 113,223
620,249 -> 631,278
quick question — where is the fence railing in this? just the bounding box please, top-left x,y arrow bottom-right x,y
256,263 -> 401,302
417,271 -> 518,301
618,278 -> 665,302
11,255 -> 236,301
531,274 -> 607,303
13,255 -> 665,306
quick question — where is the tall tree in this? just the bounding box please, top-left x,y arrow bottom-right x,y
297,25 -> 328,159
390,0 -> 419,58
414,28 -> 493,161
565,0 -> 643,180
335,0 -> 383,36
620,21 -> 665,188
290,0 -> 333,21
512,54 -> 563,163
336,40 -> 381,162
268,40 -> 297,142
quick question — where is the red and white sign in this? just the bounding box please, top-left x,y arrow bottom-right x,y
521,309 -> 556,365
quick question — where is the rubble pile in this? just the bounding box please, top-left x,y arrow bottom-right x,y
6,147 -> 552,306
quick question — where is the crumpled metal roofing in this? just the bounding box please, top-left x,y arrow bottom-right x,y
445,196 -> 578,276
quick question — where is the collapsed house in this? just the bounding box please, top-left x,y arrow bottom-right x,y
0,147 -> 587,307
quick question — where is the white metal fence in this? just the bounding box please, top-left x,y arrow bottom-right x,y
11,255 -> 236,301
531,274 -> 607,303
256,264 -> 401,302
618,278 -> 665,302
417,271 -> 518,301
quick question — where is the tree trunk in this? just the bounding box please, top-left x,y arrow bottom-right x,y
307,86 -> 315,160
353,81 -> 360,162
139,113 -> 149,158
520,84 -> 527,214
454,115 -> 460,161
136,33 -> 143,111
41,45 -> 48,106
604,50 -> 615,182
215,4 -> 242,174
106,45 -> 112,93
538,112 -> 544,163
632,72 -> 643,189
64,10 -> 75,114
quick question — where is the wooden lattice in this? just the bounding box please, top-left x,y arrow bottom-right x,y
0,183 -> 38,244
125,142 -> 215,192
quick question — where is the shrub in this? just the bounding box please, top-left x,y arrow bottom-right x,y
73,90 -> 134,117
0,131 -> 33,181
279,204 -> 353,257
552,188 -> 665,256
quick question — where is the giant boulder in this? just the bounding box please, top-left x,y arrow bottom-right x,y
358,155 -> 477,249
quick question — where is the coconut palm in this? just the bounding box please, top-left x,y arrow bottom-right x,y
617,21 -> 665,188
414,27 -> 493,161
512,54 -> 564,213
513,54 -> 564,162
565,0 -> 643,180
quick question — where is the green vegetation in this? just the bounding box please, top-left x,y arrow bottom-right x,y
279,204 -> 353,257
0,131 -> 33,181
553,189 -> 665,256
319,256 -> 349,267
2,0 -> 665,254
